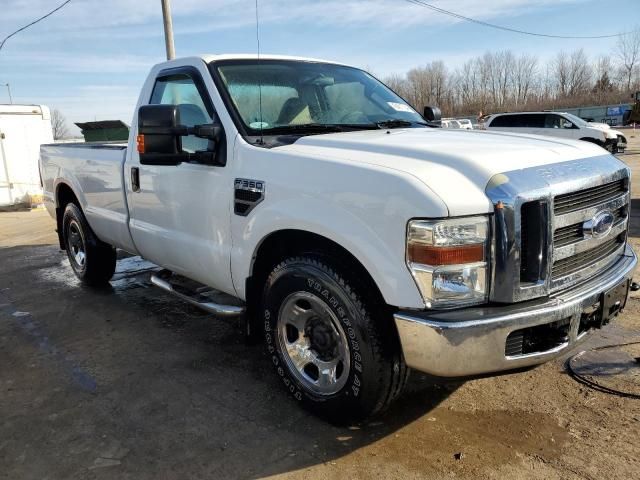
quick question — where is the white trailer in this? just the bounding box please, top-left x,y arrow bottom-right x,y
0,104 -> 54,207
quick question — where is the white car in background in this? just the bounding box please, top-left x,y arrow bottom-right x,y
442,118 -> 472,130
441,119 -> 461,129
457,118 -> 473,130
483,111 -> 626,153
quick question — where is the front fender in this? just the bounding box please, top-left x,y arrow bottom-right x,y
230,197 -> 426,308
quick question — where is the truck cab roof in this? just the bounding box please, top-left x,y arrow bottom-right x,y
157,53 -> 349,69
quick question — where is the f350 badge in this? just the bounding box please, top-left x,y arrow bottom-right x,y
234,178 -> 265,216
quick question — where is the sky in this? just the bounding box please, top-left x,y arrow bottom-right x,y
1,0 -> 638,136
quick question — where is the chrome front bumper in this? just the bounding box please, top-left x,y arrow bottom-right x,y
394,245 -> 637,377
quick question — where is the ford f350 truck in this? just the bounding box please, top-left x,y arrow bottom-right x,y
40,55 -> 637,422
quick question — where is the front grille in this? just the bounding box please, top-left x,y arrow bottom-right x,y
486,156 -> 629,303
553,205 -> 627,247
551,234 -> 624,279
553,179 -> 626,215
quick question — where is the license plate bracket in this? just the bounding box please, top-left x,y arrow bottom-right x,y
601,279 -> 630,325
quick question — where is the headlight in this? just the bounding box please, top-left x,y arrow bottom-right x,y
406,216 -> 489,308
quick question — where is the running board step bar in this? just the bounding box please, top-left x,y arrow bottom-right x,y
150,270 -> 245,317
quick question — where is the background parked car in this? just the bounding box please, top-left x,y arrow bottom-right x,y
441,119 -> 462,129
483,111 -> 627,153
456,118 -> 473,130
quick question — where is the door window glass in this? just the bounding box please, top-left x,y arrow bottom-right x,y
544,114 -> 562,129
519,114 -> 544,128
150,74 -> 213,153
490,115 -> 519,127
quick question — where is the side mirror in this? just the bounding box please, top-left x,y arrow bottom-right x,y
138,104 -> 183,165
423,106 -> 442,126
137,104 -> 224,166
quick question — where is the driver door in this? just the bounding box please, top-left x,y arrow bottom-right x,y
127,67 -> 234,292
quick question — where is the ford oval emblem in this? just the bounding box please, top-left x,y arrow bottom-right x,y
583,210 -> 615,239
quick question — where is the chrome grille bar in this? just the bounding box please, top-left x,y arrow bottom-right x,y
551,235 -> 625,279
553,179 -> 626,214
553,219 -> 627,261
553,192 -> 629,228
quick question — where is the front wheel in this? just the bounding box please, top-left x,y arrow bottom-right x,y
261,256 -> 408,423
62,203 -> 116,285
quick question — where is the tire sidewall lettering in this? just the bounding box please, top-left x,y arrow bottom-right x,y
263,267 -> 366,403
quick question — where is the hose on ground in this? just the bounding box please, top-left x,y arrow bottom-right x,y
566,341 -> 640,400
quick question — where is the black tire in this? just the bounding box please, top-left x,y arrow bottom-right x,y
62,203 -> 116,285
261,255 -> 408,423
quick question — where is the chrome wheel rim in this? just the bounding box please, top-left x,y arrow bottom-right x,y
67,220 -> 86,269
277,291 -> 351,396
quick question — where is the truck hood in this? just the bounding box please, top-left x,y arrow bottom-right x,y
279,128 -> 606,216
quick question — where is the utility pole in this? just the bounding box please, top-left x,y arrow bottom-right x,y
160,0 -> 176,60
1,83 -> 12,104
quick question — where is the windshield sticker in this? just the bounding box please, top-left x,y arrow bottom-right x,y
387,102 -> 414,113
250,121 -> 270,129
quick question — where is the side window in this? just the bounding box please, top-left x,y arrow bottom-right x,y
150,74 -> 213,153
560,116 -> 575,129
544,114 -> 562,129
520,114 -> 544,128
490,115 -> 518,127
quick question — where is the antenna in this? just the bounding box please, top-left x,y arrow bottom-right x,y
255,0 -> 264,145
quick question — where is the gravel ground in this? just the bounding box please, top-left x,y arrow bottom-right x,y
1,134 -> 639,479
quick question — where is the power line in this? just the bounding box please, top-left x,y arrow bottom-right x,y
0,0 -> 73,52
404,0 -> 627,39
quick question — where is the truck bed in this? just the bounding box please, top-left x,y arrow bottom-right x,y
40,142 -> 137,254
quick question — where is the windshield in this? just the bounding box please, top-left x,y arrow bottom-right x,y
562,113 -> 588,127
213,60 -> 424,134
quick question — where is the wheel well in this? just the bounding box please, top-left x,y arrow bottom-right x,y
55,183 -> 80,249
579,137 -> 603,145
246,229 -> 387,316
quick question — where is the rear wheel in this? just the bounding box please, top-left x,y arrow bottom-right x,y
262,255 -> 408,423
62,203 -> 116,285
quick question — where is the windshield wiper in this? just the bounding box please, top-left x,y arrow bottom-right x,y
376,119 -> 427,129
257,123 -> 378,135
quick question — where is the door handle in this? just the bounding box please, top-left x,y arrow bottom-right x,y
131,167 -> 140,192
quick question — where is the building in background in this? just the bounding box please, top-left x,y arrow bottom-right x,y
552,103 -> 633,126
0,104 -> 53,208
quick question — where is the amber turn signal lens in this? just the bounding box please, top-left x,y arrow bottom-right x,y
408,243 -> 484,266
136,134 -> 145,153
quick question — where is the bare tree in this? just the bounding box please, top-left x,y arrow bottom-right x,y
592,56 -> 615,103
552,51 -> 570,97
615,27 -> 640,91
513,54 -> 538,107
51,109 -> 69,140
384,73 -> 408,98
381,43 -> 634,118
567,49 -> 591,96
552,49 -> 591,99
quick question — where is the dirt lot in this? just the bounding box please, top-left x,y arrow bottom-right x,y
2,134 -> 640,479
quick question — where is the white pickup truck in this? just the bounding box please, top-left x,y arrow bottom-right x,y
40,54 -> 636,422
